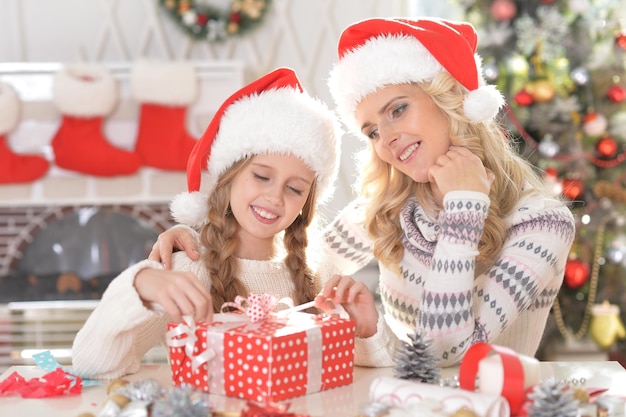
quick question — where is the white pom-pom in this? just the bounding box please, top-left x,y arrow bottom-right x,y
169,191 -> 209,228
463,85 -> 504,123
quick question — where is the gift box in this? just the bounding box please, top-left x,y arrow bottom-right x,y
167,297 -> 355,402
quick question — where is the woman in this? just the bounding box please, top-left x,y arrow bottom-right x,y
150,18 -> 575,367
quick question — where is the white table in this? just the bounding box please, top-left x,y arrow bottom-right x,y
1,362 -> 626,416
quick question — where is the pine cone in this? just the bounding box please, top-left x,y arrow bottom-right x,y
393,331 -> 441,384
526,378 -> 579,417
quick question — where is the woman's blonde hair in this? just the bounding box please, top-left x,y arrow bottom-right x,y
357,71 -> 548,273
200,156 -> 320,311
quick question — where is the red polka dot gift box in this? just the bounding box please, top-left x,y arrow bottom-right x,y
166,296 -> 356,403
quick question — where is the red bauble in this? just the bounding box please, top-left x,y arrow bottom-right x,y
544,167 -> 558,178
595,136 -> 618,158
607,84 -> 626,103
561,178 -> 584,200
197,13 -> 208,26
616,32 -> 626,50
514,89 -> 533,106
490,0 -> 517,21
564,259 -> 590,289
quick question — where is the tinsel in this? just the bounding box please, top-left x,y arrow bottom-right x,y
525,377 -> 579,417
393,331 -> 441,384
113,378 -> 164,403
152,386 -> 211,417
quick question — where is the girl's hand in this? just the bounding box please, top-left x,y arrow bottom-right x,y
148,226 -> 199,270
315,275 -> 378,338
135,268 -> 213,323
428,146 -> 494,197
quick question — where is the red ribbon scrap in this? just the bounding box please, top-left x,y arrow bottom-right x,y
0,367 -> 82,398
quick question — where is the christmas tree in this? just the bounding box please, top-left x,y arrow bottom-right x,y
455,0 -> 626,357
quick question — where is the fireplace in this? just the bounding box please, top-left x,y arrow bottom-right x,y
0,204 -> 176,372
0,61 -> 245,372
0,204 -> 174,302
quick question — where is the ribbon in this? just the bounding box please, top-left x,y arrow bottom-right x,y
220,293 -> 295,322
166,316 -> 215,372
459,342 -> 528,415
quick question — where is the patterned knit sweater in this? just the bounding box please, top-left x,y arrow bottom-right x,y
71,248 -> 333,380
326,190 -> 575,367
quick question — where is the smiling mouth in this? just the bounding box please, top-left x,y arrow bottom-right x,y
399,143 -> 420,162
252,206 -> 278,220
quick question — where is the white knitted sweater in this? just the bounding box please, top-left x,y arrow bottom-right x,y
328,190 -> 575,367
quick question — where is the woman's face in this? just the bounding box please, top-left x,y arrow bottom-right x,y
355,83 -> 451,183
229,153 -> 315,257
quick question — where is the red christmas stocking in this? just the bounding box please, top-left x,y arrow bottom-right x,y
131,59 -> 198,171
0,83 -> 49,184
51,64 -> 141,176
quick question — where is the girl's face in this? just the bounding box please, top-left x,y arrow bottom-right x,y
355,83 -> 451,183
230,153 -> 315,259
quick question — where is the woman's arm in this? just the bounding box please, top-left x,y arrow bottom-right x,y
148,224 -> 200,269
419,192 -> 575,365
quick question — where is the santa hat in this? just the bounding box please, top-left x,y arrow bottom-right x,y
328,17 -> 504,134
170,67 -> 343,228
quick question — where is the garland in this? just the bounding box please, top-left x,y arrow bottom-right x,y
159,0 -> 270,42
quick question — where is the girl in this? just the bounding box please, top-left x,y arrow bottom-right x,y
150,18 -> 576,367
71,67 -> 342,379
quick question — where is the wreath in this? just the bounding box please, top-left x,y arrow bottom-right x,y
159,0 -> 270,42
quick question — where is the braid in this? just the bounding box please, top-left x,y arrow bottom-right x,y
200,159 -> 249,312
283,181 -> 319,306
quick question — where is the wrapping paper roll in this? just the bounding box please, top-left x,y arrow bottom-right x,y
369,376 -> 510,417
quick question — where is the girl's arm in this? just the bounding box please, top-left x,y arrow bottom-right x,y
72,253 -> 212,379
71,260 -> 170,379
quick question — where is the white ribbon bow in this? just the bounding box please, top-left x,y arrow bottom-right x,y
166,316 -> 215,371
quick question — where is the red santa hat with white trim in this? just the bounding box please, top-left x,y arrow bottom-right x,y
328,17 -> 504,134
170,67 -> 343,228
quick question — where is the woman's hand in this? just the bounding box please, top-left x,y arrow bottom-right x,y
315,275 -> 379,338
428,146 -> 494,197
135,268 -> 213,323
148,226 -> 200,269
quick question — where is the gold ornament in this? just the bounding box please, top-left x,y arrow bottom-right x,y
593,180 -> 626,204
589,300 -> 626,349
527,79 -> 556,103
106,378 -> 129,395
450,408 -> 480,417
571,385 -> 590,403
108,393 -> 131,408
